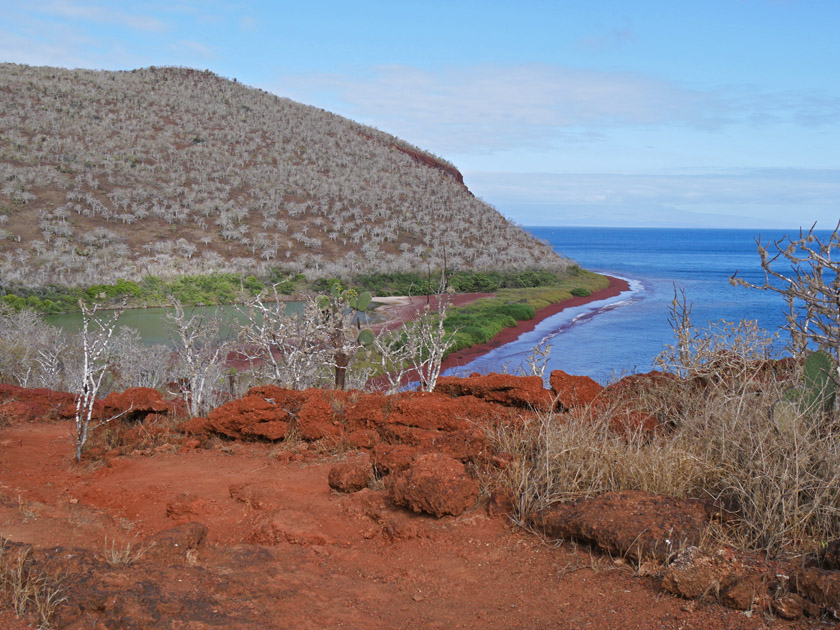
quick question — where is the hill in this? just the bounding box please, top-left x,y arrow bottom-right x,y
0,63 -> 566,290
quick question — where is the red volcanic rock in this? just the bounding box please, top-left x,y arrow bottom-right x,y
198,393 -> 292,440
328,453 -> 371,493
345,428 -> 380,449
296,390 -> 343,440
343,391 -> 389,429
388,453 -> 478,517
371,443 -> 418,474
601,370 -> 677,401
101,387 -> 175,422
435,373 -> 553,410
531,491 -> 715,563
0,384 -> 76,422
793,567 -> 840,612
607,409 -> 660,435
549,370 -> 603,409
184,383 -> 523,466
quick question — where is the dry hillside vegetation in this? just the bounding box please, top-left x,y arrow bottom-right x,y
0,63 -> 565,289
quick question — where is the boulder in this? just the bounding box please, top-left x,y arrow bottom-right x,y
328,453 -> 371,493
794,567 -> 840,613
435,373 -> 554,410
101,387 -> 174,422
295,390 -> 343,440
0,384 -> 77,422
198,393 -> 292,440
549,370 -> 603,409
531,491 -> 715,563
388,453 -> 478,517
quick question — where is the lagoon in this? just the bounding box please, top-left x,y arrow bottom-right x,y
449,227 -> 819,384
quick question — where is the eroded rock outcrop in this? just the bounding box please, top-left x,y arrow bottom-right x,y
0,384 -> 76,422
435,372 -> 554,410
549,370 -> 603,409
530,491 -> 716,563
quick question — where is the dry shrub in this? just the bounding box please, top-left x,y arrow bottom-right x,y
0,543 -> 64,627
492,406 -> 712,529
83,413 -> 183,460
492,316 -> 840,558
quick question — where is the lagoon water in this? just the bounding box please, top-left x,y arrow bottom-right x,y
446,227 -> 820,384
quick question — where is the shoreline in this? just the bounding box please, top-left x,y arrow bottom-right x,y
438,275 -> 631,374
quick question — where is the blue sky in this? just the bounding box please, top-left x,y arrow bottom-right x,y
2,0 -> 838,228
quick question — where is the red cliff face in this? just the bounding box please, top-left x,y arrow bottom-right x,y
389,143 -> 466,188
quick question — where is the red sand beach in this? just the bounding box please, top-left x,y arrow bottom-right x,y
372,275 -> 630,375
439,275 -> 630,373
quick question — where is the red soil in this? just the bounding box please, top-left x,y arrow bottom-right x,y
0,417 -> 803,629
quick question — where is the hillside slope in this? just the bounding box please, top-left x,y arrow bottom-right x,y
0,63 -> 566,289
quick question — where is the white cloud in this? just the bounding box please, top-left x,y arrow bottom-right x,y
271,63 -> 840,157
272,64 -> 719,153
24,0 -> 170,32
464,168 -> 840,228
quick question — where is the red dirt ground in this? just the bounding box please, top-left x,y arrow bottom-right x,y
0,418 -> 820,629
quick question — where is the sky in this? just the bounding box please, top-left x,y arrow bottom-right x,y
2,0 -> 839,228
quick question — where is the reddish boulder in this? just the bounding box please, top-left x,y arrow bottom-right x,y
549,370 -> 603,409
343,391 -> 389,429
328,452 -> 371,493
663,547 -> 801,614
793,567 -> 840,613
295,390 -> 343,440
531,491 -> 715,563
345,428 -> 380,449
388,453 -> 478,517
101,387 -> 174,422
435,373 -> 553,411
197,393 -> 292,440
0,384 -> 77,422
371,443 -> 418,474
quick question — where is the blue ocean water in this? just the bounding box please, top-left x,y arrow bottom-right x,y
445,227 -> 821,384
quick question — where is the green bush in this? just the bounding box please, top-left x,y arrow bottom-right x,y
496,303 -> 536,321
570,288 -> 591,297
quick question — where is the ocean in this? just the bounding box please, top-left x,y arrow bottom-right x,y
445,226 -> 822,384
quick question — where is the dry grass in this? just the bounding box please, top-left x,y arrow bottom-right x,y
0,543 -> 65,627
491,323 -> 840,559
102,536 -> 148,567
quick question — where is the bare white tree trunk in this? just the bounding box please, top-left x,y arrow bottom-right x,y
74,300 -> 124,462
167,299 -> 233,417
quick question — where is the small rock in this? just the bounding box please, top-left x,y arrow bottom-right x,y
794,566 -> 840,611
328,453 -> 371,493
773,593 -> 804,620
486,490 -> 515,517
388,453 -> 478,517
722,573 -> 770,611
